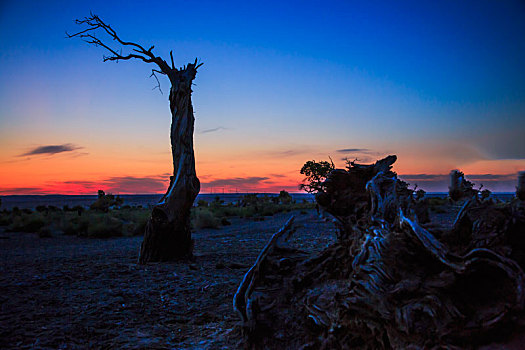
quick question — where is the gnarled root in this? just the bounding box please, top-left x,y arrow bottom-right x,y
236,156 -> 525,349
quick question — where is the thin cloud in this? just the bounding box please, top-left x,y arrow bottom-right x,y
336,148 -> 370,153
2,175 -> 274,195
104,176 -> 166,193
264,149 -> 310,158
62,175 -> 168,194
20,143 -> 82,157
200,127 -> 229,134
399,174 -> 448,181
399,173 -> 518,182
202,177 -> 270,187
468,174 -> 517,181
398,173 -> 521,192
0,187 -> 49,194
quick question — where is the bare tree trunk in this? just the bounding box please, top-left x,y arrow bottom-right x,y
138,66 -> 200,263
67,14 -> 203,263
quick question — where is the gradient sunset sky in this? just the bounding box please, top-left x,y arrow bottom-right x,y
1,0 -> 524,194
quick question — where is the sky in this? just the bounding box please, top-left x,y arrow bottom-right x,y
1,0 -> 524,194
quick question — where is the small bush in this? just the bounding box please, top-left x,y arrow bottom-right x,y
72,206 -> 85,215
260,205 -> 277,216
480,189 -> 492,201
0,212 -> 13,226
62,216 -> 89,236
192,208 -> 220,229
8,213 -> 46,232
428,197 -> 448,211
90,190 -> 123,212
86,216 -> 123,238
415,189 -> 426,201
46,206 -> 60,212
278,190 -> 292,204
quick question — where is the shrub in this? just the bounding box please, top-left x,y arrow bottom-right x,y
260,205 -> 277,216
197,200 -> 209,208
241,194 -> 259,206
415,189 -> 426,201
113,208 -> 150,236
480,189 -> 492,201
0,211 -> 13,226
90,190 -> 123,212
278,190 -> 292,204
8,213 -> 46,232
428,197 -> 448,210
72,205 -> 85,215
86,216 -> 123,238
62,216 -> 90,236
192,208 -> 220,229
210,196 -> 224,209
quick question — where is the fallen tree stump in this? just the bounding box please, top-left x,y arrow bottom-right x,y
235,155 -> 525,349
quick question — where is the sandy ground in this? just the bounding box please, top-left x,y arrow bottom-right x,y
0,209 -> 336,349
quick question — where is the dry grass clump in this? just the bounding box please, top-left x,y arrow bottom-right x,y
192,208 -> 220,229
0,206 -> 150,238
0,191 -> 315,238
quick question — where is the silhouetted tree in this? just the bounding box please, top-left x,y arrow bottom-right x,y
299,160 -> 335,193
68,14 -> 202,262
448,169 -> 476,201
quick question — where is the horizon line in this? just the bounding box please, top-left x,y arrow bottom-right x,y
1,191 -> 518,196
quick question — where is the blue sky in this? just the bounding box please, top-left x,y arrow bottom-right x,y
1,0 -> 524,193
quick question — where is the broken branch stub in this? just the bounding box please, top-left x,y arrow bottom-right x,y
234,216 -> 296,324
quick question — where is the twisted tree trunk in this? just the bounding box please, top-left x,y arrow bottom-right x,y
67,14 -> 203,263
138,66 -> 200,263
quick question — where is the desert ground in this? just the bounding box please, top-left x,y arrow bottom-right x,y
0,209 -> 336,349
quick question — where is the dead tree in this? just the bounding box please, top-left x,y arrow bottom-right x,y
236,156 -> 525,349
67,14 -> 202,263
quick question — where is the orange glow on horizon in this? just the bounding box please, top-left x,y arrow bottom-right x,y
1,137 -> 524,195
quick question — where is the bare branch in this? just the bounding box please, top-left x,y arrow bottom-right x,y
67,13 -> 172,75
150,69 -> 164,94
67,13 -> 203,90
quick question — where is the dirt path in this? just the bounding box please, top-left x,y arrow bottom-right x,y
0,210 -> 336,349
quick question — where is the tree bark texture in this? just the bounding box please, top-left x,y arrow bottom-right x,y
139,65 -> 200,263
